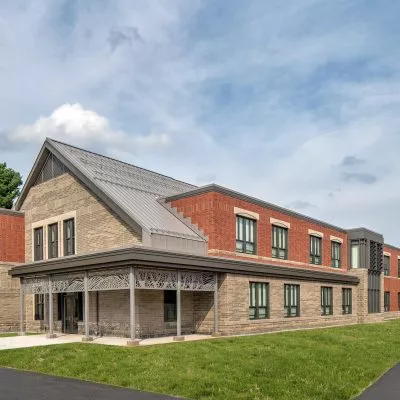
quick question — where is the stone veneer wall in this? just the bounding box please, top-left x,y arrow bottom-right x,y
0,263 -> 21,332
217,273 -> 358,335
21,172 -> 141,263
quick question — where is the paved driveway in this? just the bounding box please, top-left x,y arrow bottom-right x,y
0,368 -> 181,400
357,364 -> 400,399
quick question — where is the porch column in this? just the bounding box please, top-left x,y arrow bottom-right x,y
127,267 -> 140,346
213,273 -> 219,335
82,271 -> 92,342
174,271 -> 184,341
19,278 -> 25,336
47,275 -> 56,338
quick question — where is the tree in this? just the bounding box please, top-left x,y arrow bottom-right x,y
0,163 -> 23,209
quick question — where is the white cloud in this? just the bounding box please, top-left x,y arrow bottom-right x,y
9,103 -> 171,152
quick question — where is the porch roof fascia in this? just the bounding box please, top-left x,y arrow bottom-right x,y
9,246 -> 359,286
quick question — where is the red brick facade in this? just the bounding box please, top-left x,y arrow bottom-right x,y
384,245 -> 400,312
0,210 -> 25,263
170,191 -> 348,274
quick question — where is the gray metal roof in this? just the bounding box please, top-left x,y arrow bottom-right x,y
47,139 -> 204,241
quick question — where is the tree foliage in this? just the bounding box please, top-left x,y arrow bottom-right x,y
0,163 -> 23,209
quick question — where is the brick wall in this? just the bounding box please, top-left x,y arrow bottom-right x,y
170,191 -> 348,274
384,246 -> 400,312
21,172 -> 141,262
0,211 -> 24,263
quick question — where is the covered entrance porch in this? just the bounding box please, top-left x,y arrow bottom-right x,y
19,266 -> 219,344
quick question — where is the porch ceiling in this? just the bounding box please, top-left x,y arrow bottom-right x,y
9,245 -> 359,286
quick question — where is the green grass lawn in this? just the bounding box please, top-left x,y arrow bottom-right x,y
0,321 -> 399,400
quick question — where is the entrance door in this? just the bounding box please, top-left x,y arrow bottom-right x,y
63,294 -> 79,334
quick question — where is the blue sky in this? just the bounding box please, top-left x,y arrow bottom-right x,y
1,0 -> 400,243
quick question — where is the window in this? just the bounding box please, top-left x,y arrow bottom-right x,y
398,259 -> 400,278
57,293 -> 63,321
331,241 -> 341,268
48,223 -> 58,259
33,227 -> 44,261
351,241 -> 360,268
34,294 -> 45,320
272,226 -> 288,260
75,293 -> 83,322
368,271 -> 381,313
384,255 -> 390,276
384,291 -> 390,312
321,287 -> 333,315
164,290 -> 177,322
249,282 -> 269,319
284,284 -> 300,317
310,235 -> 322,265
236,216 -> 256,254
64,218 -> 75,256
342,288 -> 352,314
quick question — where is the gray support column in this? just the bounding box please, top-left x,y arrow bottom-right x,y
213,273 -> 219,335
174,271 -> 184,341
127,267 -> 140,346
47,276 -> 56,338
19,278 -> 25,336
82,271 -> 92,342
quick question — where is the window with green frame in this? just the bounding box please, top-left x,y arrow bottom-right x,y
321,287 -> 333,315
272,225 -> 288,259
236,215 -> 256,254
384,255 -> 390,276
284,284 -> 300,317
331,241 -> 341,268
249,282 -> 269,319
384,291 -> 390,312
310,235 -> 322,265
342,288 -> 352,314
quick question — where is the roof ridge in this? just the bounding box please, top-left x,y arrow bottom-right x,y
46,137 -> 197,189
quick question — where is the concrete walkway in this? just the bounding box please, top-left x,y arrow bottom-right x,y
0,368 -> 181,399
357,364 -> 400,399
0,333 -> 212,350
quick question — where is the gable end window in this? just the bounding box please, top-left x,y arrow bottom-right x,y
249,282 -> 269,320
384,255 -> 390,276
284,284 -> 300,317
33,227 -> 44,261
342,288 -> 352,314
64,218 -> 76,256
236,215 -> 256,255
321,287 -> 333,315
272,225 -> 288,260
310,235 -> 322,265
48,223 -> 58,259
331,241 -> 341,268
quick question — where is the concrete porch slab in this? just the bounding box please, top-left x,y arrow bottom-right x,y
0,333 -> 213,350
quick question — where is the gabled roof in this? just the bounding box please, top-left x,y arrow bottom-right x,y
15,138 -> 206,242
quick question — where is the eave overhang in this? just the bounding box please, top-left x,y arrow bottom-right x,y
9,246 -> 359,285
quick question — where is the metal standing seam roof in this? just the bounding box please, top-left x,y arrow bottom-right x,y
47,139 -> 204,241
